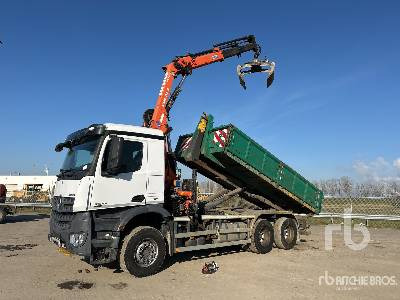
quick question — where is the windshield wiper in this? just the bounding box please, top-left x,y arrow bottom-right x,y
58,168 -> 79,177
59,165 -> 90,177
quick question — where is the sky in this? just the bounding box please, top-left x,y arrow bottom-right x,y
0,0 -> 399,181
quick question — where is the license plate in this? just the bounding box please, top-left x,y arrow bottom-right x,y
57,247 -> 72,256
49,236 -> 64,248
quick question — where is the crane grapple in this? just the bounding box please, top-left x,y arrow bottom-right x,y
237,59 -> 275,89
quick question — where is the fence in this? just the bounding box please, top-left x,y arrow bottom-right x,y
317,197 -> 400,225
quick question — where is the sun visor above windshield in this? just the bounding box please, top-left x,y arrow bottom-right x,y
55,124 -> 106,152
65,124 -> 105,144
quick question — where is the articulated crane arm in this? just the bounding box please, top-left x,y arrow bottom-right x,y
144,35 -> 275,134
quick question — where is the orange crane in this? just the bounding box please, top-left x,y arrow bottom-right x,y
143,35 -> 275,195
143,35 -> 275,134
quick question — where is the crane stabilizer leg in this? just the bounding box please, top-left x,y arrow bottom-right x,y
236,59 -> 275,89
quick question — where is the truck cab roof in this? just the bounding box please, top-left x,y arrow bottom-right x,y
103,123 -> 164,137
60,123 -> 164,149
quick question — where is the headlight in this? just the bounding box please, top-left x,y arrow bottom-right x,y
69,233 -> 86,247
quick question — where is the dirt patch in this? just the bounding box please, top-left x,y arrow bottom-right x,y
5,254 -> 19,257
0,244 -> 38,252
57,280 -> 94,290
113,269 -> 123,273
77,269 -> 91,274
109,282 -> 128,290
293,243 -> 320,251
372,244 -> 385,248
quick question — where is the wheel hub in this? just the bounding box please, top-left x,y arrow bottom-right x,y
259,228 -> 270,246
284,228 -> 289,239
135,239 -> 158,267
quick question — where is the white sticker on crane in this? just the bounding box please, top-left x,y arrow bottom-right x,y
213,129 -> 229,148
181,137 -> 192,150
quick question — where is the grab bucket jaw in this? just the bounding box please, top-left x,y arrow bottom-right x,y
237,59 -> 275,89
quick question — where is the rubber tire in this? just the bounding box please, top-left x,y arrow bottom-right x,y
0,208 -> 6,224
274,217 -> 297,250
119,226 -> 166,277
250,219 -> 274,254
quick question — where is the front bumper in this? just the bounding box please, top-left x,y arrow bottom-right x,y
49,209 -> 120,264
49,211 -> 92,257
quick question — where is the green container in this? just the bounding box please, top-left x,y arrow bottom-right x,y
176,114 -> 324,214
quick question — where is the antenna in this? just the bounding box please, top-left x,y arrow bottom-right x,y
44,165 -> 49,176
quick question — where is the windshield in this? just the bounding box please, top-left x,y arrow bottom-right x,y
61,138 -> 99,172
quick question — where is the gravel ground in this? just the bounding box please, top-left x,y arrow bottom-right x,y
0,214 -> 399,300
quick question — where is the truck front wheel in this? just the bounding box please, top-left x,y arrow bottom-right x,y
274,217 -> 297,250
0,208 -> 6,224
119,226 -> 166,277
250,219 -> 274,254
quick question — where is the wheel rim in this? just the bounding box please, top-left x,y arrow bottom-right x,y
135,238 -> 159,267
283,224 -> 295,242
259,225 -> 271,246
284,228 -> 289,239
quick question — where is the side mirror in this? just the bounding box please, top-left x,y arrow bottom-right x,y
105,136 -> 124,175
55,141 -> 71,152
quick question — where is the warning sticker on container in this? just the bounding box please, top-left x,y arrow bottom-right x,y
181,136 -> 192,150
213,129 -> 229,148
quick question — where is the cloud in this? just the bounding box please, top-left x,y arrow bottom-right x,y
393,158 -> 400,170
353,161 -> 370,177
371,156 -> 389,168
353,157 -> 399,181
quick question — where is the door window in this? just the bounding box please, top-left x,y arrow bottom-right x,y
102,139 -> 144,174
121,141 -> 144,173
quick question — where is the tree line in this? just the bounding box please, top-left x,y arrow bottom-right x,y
313,177 -> 400,197
198,177 -> 400,198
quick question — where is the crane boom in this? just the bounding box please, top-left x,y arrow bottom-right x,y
144,35 -> 274,134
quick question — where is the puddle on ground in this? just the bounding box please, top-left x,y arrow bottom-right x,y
293,244 -> 320,251
77,269 -> 91,274
5,254 -> 18,257
57,280 -> 94,290
109,282 -> 128,290
0,244 -> 38,251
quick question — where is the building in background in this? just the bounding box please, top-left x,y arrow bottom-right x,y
0,176 -> 57,201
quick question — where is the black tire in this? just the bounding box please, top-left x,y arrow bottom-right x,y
274,217 -> 297,250
250,219 -> 274,254
119,226 -> 166,277
0,208 -> 6,224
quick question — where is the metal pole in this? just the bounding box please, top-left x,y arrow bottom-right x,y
192,169 -> 197,203
203,189 -> 229,203
205,188 -> 244,210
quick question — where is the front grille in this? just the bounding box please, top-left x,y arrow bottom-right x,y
51,196 -> 75,230
52,196 -> 75,213
51,211 -> 74,230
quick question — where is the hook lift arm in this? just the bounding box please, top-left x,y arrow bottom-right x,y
144,35 -> 275,134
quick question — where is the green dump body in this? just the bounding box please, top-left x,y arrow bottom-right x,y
175,114 -> 324,214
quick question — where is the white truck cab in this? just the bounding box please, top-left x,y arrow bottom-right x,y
53,123 -> 165,211
49,123 -> 172,272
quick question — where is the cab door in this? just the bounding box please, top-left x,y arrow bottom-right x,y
90,135 -> 148,209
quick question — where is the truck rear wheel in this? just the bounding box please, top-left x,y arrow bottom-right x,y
0,208 -> 6,224
250,219 -> 274,254
274,217 -> 297,250
119,226 -> 166,277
